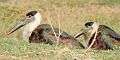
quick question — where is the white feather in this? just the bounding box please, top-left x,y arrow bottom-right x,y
22,12 -> 42,40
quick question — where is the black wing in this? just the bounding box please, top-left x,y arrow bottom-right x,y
100,25 -> 120,41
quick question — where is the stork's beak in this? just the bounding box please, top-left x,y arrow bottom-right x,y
7,16 -> 32,35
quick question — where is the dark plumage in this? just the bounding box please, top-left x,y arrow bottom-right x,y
29,24 -> 84,48
75,22 -> 120,50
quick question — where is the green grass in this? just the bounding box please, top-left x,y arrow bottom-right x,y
0,37 -> 120,60
0,0 -> 120,60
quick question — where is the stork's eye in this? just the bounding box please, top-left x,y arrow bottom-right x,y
26,11 -> 37,17
28,15 -> 32,18
85,22 -> 94,28
89,23 -> 93,26
88,23 -> 91,26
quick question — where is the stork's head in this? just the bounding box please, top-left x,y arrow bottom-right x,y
85,22 -> 94,28
7,11 -> 42,35
85,21 -> 99,30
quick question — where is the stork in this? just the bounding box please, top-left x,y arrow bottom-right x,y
74,22 -> 120,50
7,11 -> 84,48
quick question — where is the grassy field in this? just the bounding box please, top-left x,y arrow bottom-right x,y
0,0 -> 120,60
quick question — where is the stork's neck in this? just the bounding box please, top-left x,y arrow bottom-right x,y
23,13 -> 42,40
